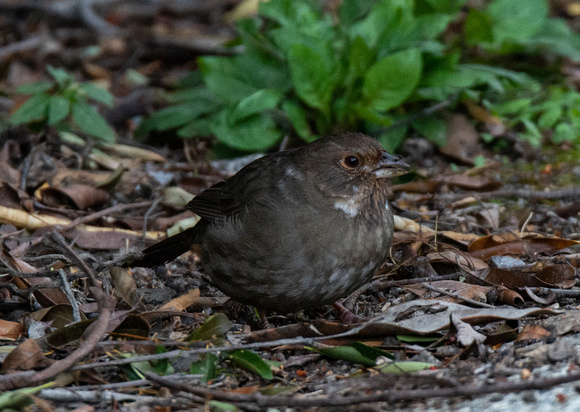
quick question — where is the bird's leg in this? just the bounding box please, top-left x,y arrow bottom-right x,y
333,300 -> 364,324
258,310 -> 272,329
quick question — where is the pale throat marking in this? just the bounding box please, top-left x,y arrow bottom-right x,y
334,193 -> 390,218
334,197 -> 361,217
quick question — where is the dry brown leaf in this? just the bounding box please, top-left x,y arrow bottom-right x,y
306,300 -> 558,337
467,233 -> 580,260
464,99 -> 506,136
2,339 -> 52,371
101,143 -> 167,163
441,175 -> 502,191
516,324 -> 551,343
469,268 -> 545,288
426,250 -> 488,270
0,319 -> 24,340
110,267 -> 140,308
159,288 -> 201,311
451,313 -> 486,347
0,205 -> 162,240
36,184 -> 110,210
30,305 -> 88,329
392,179 -> 440,194
439,231 -> 481,245
439,114 -> 480,164
1,247 -> 69,306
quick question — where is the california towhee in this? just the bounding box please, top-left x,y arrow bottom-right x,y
134,133 -> 409,313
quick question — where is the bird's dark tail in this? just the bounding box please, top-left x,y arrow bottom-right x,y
131,224 -> 202,268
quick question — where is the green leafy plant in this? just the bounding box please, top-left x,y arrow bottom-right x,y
139,0 -> 580,152
187,314 -> 277,381
485,86 -> 580,146
10,65 -> 115,142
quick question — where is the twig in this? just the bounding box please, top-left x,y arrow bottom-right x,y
142,197 -> 162,238
420,283 -> 495,308
0,36 -> 43,60
22,254 -> 70,263
0,232 -> 116,390
375,273 -> 462,288
0,280 -> 61,297
61,200 -> 153,231
0,267 -> 85,280
38,388 -> 174,405
72,305 -> 466,371
58,269 -> 81,323
79,0 -> 120,35
520,212 -> 533,236
435,186 -> 580,204
74,372 -> 202,391
45,232 -> 98,285
71,336 -> 319,371
145,369 -> 580,407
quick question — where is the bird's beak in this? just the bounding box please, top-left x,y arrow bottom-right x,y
373,152 -> 410,178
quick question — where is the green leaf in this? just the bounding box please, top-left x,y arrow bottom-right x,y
226,349 -> 273,380
487,0 -> 548,43
521,117 -> 543,146
230,89 -> 282,123
412,116 -> 447,146
208,401 -> 238,412
376,361 -> 433,374
552,123 -> 576,143
187,313 -> 233,342
47,95 -> 71,125
0,382 -> 54,410
71,102 -> 116,142
464,9 -> 493,46
339,0 -> 378,26
306,342 -> 393,367
354,103 -> 393,126
10,93 -> 50,124
491,98 -> 532,115
125,69 -> 149,86
473,155 -> 486,168
288,44 -> 334,112
152,345 -> 175,375
78,83 -> 114,107
396,334 -> 441,343
199,56 -> 260,103
362,48 -> 422,112
190,353 -> 218,383
349,0 -> 409,49
522,19 -> 580,61
143,101 -> 221,131
166,87 -> 217,104
345,36 -> 375,86
15,81 -> 53,95
259,0 -> 322,27
412,14 -> 453,42
377,125 -> 408,153
281,100 -> 312,140
211,111 -> 283,151
538,106 -> 563,129
178,118 -> 215,138
47,65 -> 74,88
417,0 -> 467,14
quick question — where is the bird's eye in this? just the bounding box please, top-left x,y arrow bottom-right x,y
343,155 -> 360,169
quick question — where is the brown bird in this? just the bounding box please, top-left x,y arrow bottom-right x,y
133,133 -> 409,313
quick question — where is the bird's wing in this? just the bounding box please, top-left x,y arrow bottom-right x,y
186,150 -> 298,222
185,181 -> 239,221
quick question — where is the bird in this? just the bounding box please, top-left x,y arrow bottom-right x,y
133,133 -> 410,313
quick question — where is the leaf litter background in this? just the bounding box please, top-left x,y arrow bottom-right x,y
0,1 -> 580,411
